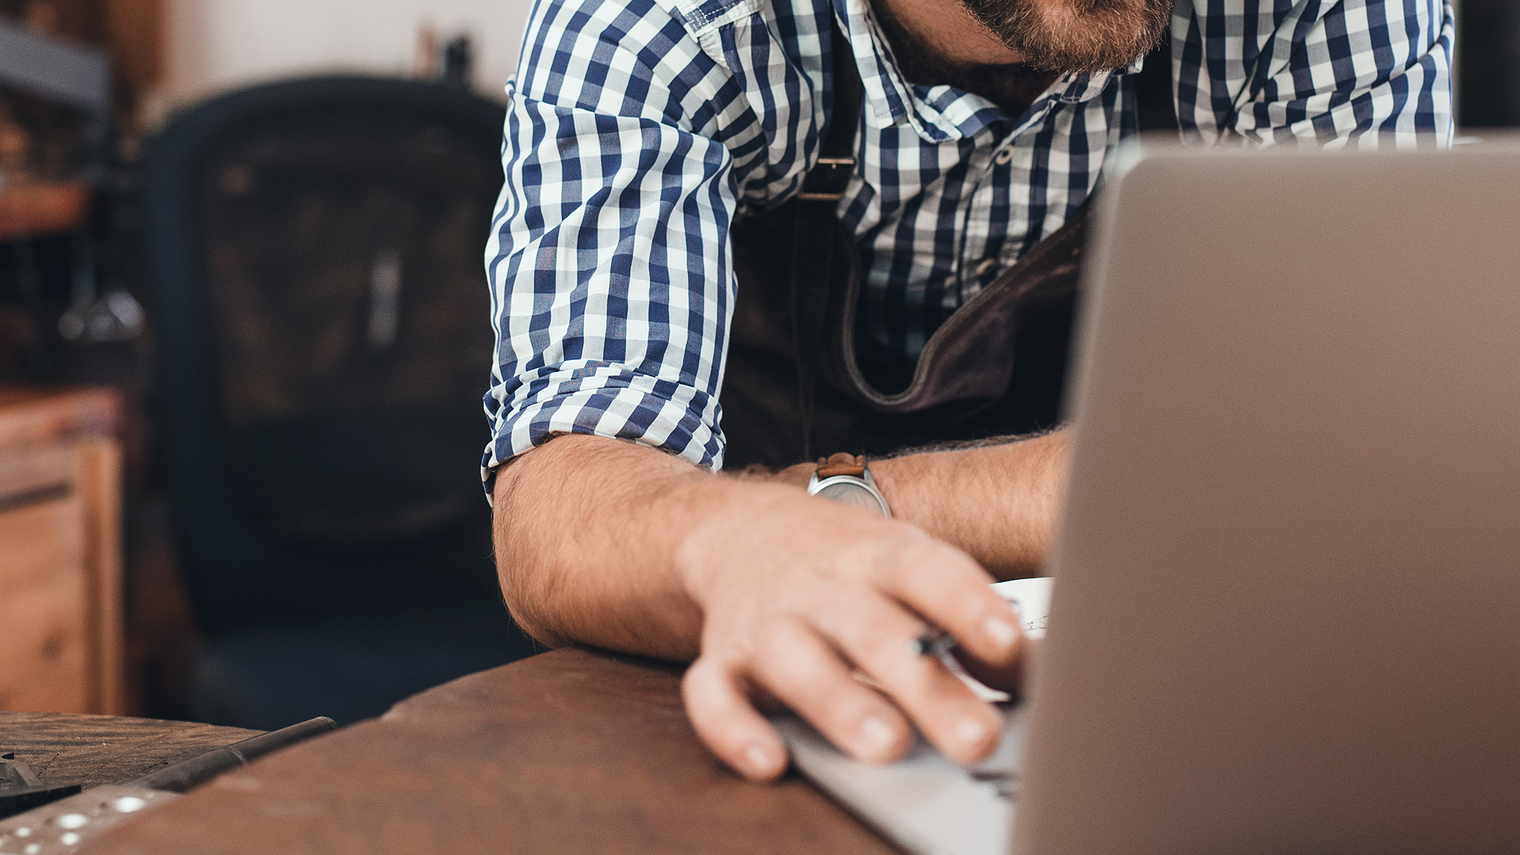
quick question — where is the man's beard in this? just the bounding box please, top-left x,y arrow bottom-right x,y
958,0 -> 1174,74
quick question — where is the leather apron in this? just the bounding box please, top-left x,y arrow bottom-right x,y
719,36 -> 1177,470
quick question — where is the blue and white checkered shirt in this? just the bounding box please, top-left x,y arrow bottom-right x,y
483,0 -> 1453,485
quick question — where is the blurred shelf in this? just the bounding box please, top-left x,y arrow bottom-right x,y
0,180 -> 91,241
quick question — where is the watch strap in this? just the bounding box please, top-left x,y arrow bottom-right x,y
815,452 -> 867,479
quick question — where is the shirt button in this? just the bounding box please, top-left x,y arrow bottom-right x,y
974,257 -> 999,278
993,148 -> 1014,165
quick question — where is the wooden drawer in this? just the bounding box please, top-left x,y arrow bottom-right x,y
0,437 -> 122,714
0,493 -> 90,712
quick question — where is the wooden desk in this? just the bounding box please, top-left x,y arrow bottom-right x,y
0,385 -> 124,715
0,712 -> 260,790
80,649 -> 898,855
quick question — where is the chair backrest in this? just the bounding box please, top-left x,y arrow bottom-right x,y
143,76 -> 507,637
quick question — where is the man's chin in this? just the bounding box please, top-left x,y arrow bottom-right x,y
965,0 -> 1173,75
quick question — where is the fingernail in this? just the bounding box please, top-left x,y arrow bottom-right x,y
744,743 -> 774,776
983,615 -> 1019,652
859,716 -> 897,756
955,717 -> 989,751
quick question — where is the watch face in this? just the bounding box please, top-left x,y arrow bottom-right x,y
814,480 -> 887,514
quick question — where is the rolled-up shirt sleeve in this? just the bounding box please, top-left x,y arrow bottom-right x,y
483,0 -> 742,492
1177,0 -> 1453,147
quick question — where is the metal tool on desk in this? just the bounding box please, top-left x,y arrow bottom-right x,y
0,717 -> 336,854
0,755 -> 81,821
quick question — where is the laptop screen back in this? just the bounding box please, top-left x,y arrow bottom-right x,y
1014,142 -> 1520,855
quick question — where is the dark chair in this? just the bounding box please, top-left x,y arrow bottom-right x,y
142,75 -> 537,729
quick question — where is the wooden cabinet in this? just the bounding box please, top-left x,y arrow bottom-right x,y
0,385 -> 122,714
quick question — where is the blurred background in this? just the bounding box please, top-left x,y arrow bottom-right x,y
153,0 -> 525,121
0,0 -> 539,731
0,0 -> 1513,731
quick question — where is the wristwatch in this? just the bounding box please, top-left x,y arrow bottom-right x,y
807,453 -> 890,517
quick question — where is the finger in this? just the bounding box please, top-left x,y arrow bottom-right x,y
869,534 -> 1024,666
748,615 -> 913,764
682,654 -> 790,782
813,587 -> 1004,764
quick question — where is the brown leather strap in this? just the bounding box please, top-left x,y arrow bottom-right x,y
790,17 -> 863,460
719,44 -> 1181,470
815,452 -> 866,478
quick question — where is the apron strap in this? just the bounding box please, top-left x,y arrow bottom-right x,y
788,15 -> 862,460
776,34 -> 1176,461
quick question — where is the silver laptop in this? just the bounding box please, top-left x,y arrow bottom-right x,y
778,138 -> 1520,855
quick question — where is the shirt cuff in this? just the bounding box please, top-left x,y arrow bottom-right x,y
481,369 -> 723,500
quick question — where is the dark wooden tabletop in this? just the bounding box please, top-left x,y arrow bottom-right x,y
77,648 -> 899,855
0,712 -> 261,790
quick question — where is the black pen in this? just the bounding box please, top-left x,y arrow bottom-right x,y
911,628 -> 959,657
913,600 -> 1024,657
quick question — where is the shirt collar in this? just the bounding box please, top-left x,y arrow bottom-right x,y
830,0 -> 1126,142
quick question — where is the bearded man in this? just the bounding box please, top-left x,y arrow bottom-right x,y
483,0 -> 1452,780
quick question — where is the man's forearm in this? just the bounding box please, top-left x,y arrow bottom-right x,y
493,433 -> 709,659
495,429 -> 1065,672
771,431 -> 1069,580
496,430 -> 1070,658
873,431 -> 1069,579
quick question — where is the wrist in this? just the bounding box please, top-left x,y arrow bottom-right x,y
774,461 -> 816,489
860,431 -> 1070,577
862,454 -> 909,523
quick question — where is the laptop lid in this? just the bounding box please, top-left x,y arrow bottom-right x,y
1014,140 -> 1520,855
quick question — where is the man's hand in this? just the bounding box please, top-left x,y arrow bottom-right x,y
677,491 -> 1023,779
492,432 -> 1065,782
